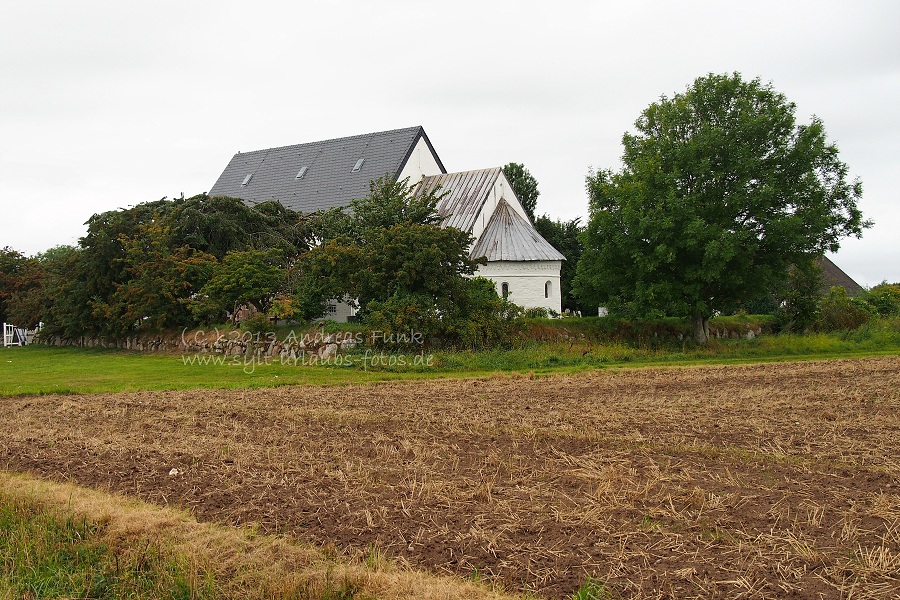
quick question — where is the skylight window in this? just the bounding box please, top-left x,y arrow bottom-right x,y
241,174 -> 253,186
295,166 -> 308,180
352,158 -> 365,173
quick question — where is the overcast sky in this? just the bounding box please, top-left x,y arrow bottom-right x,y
1,1 -> 897,286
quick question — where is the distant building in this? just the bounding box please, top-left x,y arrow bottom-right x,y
818,256 -> 864,296
417,169 -> 564,312
210,127 -> 564,319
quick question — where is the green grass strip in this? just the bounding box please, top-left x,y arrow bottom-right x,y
1,321 -> 898,396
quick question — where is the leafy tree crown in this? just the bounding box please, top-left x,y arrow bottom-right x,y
502,163 -> 540,223
574,72 -> 869,337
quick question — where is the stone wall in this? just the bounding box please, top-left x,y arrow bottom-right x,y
37,329 -> 359,361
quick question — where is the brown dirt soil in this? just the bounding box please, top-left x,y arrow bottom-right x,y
2,357 -> 899,599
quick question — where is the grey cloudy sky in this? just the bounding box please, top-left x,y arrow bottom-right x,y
1,0 -> 897,286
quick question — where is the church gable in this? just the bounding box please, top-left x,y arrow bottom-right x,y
418,169 -> 563,262
417,168 -> 564,313
419,168 -> 502,234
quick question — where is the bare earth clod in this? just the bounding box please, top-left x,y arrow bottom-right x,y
2,357 -> 899,598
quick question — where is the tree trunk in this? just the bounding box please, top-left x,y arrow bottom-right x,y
691,314 -> 709,344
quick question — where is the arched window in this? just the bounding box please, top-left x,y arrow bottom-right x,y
501,282 -> 509,299
545,280 -> 552,298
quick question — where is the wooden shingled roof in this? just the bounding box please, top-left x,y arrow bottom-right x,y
419,168 -> 565,262
470,199 -> 566,262
420,168 -> 504,234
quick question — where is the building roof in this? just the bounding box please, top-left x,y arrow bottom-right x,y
819,256 -> 864,296
419,168 -> 503,234
471,199 -> 566,262
208,126 -> 444,214
419,168 -> 566,262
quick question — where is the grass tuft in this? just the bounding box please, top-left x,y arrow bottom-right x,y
0,498 -> 211,599
0,473 -> 520,600
570,578 -> 618,600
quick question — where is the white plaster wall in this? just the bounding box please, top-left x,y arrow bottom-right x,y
396,136 -> 444,185
469,171 -> 532,245
320,299 -> 357,323
476,260 -> 562,314
322,260 -> 562,321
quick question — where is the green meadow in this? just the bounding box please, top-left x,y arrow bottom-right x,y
2,317 -> 899,396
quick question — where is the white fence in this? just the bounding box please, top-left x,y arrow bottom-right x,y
2,322 -> 34,347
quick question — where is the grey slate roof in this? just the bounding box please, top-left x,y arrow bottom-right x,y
819,256 -> 864,296
470,199 -> 567,262
208,126 -> 445,214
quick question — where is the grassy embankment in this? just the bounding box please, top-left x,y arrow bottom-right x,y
1,316 -> 899,396
0,472 -> 516,600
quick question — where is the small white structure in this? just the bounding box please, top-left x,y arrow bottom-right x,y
2,322 -> 31,346
209,127 -> 566,320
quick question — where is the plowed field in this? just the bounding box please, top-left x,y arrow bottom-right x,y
3,357 -> 899,598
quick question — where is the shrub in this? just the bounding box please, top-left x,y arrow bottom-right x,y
240,313 -> 272,335
363,293 -> 441,349
442,278 -> 523,350
816,286 -> 873,331
863,282 -> 900,317
523,306 -> 550,319
774,259 -> 824,332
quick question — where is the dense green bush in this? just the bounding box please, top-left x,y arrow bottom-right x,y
439,278 -> 523,350
520,314 -> 775,346
774,259 -> 824,332
523,306 -> 550,319
239,313 -> 272,335
363,278 -> 523,350
862,282 -> 900,317
815,286 -> 873,331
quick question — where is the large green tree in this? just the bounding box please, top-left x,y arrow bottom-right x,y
96,220 -> 218,334
300,177 -> 517,346
302,177 -> 482,316
574,73 -> 870,341
8,246 -> 93,338
46,194 -> 310,336
502,163 -> 539,223
5,251 -> 45,329
0,247 -> 29,324
533,216 -> 586,313
198,248 -> 285,318
168,194 -> 310,259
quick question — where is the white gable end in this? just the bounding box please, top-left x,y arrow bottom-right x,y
396,136 -> 445,185
470,171 -> 531,243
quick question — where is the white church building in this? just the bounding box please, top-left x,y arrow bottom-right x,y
209,126 -> 565,320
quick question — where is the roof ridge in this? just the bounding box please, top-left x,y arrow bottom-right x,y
421,166 -> 501,181
232,126 -> 424,157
